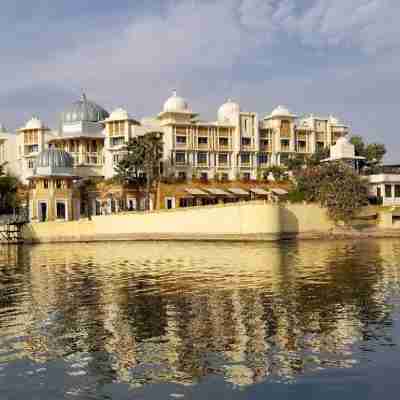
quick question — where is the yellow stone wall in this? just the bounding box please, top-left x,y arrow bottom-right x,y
23,202 -> 335,243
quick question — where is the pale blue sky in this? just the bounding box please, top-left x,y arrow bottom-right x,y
0,0 -> 399,161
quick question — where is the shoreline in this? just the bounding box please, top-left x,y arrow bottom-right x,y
17,228 -> 400,245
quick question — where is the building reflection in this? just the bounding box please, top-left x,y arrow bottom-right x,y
0,239 -> 400,387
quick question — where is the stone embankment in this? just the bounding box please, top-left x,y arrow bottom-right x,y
21,201 -> 400,244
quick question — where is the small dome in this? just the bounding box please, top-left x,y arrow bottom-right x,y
218,99 -> 240,124
271,105 -> 291,117
23,117 -> 45,130
108,107 -> 130,121
163,91 -> 190,113
329,115 -> 340,125
34,148 -> 74,177
61,93 -> 109,124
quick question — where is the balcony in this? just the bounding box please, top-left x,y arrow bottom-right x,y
70,152 -> 104,166
175,141 -> 188,149
260,144 -> 272,152
280,146 -> 291,153
24,144 -> 39,156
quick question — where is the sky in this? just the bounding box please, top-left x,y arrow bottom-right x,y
0,0 -> 399,161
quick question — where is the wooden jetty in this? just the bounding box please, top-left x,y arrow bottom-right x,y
0,214 -> 28,244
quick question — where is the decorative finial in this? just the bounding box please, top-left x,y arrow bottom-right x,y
81,90 -> 87,102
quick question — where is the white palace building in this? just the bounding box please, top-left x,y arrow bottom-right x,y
0,91 -> 349,184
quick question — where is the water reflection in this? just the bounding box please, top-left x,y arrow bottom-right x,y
1,239 -> 400,391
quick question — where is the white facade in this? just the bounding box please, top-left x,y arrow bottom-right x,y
1,91 -> 350,183
368,174 -> 400,206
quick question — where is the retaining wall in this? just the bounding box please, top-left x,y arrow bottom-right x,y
23,201 -> 335,243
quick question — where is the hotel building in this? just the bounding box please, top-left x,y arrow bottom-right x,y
1,91 -> 350,184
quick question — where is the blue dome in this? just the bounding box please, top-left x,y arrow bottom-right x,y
34,148 -> 75,177
36,148 -> 73,169
61,93 -> 109,124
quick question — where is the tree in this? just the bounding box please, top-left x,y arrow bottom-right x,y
0,162 -> 7,176
306,147 -> 330,167
296,161 -> 369,223
287,154 -> 306,172
365,143 -> 386,164
349,135 -> 365,157
349,135 -> 386,163
115,132 -> 163,211
0,174 -> 19,214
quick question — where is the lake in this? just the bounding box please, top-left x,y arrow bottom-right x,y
1,239 -> 400,399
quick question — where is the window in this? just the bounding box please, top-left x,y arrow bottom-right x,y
298,140 -> 306,149
244,119 -> 248,131
198,137 -> 208,145
176,136 -> 187,144
316,142 -> 325,150
113,153 -> 123,165
56,180 -> 62,189
240,153 -> 250,164
27,159 -> 35,169
258,153 -> 268,164
385,185 -> 393,198
219,137 -> 229,146
221,173 -> 229,181
177,171 -> 187,181
56,202 -> 66,220
110,137 -> 124,147
395,185 -> 400,198
175,152 -> 186,164
261,139 -> 269,148
200,172 -> 208,181
242,173 -> 251,181
43,179 -> 49,189
197,152 -> 207,165
241,137 -> 251,146
218,153 -> 228,164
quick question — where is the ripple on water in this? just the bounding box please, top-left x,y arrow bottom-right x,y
0,239 -> 399,393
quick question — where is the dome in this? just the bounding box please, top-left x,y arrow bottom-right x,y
107,107 -> 130,121
23,117 -> 46,130
163,91 -> 190,113
61,93 -> 109,124
271,105 -> 292,118
329,115 -> 340,125
218,99 -> 240,124
34,148 -> 74,177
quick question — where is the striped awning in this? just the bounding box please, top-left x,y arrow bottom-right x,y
228,188 -> 250,196
204,188 -> 231,196
185,188 -> 209,196
250,188 -> 270,195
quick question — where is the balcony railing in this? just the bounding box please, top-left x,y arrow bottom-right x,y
70,152 -> 104,166
260,145 -> 272,152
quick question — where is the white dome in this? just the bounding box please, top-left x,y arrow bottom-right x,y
329,115 -> 340,125
218,99 -> 240,124
24,117 -> 45,130
271,105 -> 292,117
163,91 -> 189,113
108,107 -> 130,121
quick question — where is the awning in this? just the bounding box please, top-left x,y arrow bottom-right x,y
228,188 -> 250,196
185,188 -> 209,196
204,188 -> 232,196
250,188 -> 270,195
271,188 -> 288,195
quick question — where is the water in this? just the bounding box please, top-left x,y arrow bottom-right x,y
1,240 -> 400,399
